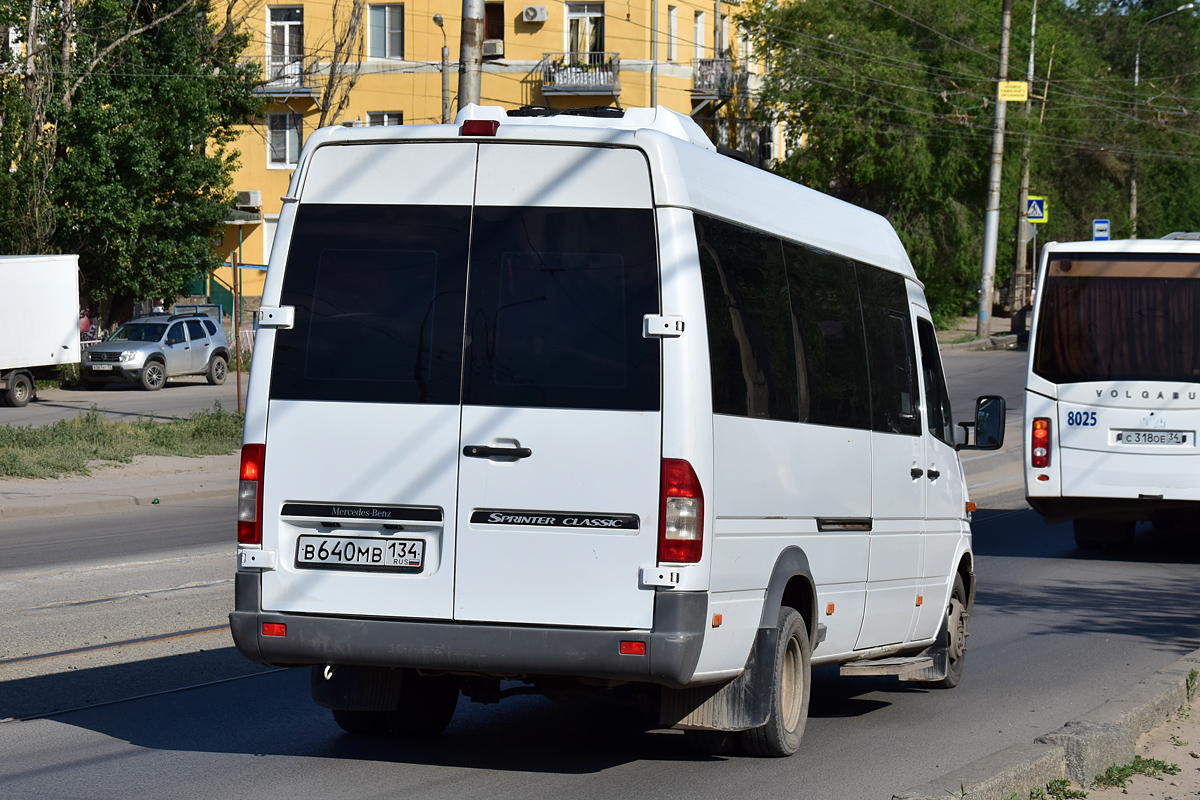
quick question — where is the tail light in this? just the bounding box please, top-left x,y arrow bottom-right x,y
659,459 -> 704,563
1031,418 -> 1051,469
238,444 -> 265,545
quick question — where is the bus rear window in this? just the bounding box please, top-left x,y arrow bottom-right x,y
1034,254 -> 1200,383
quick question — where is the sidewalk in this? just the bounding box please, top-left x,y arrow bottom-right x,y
0,454 -> 238,520
937,314 -> 1024,352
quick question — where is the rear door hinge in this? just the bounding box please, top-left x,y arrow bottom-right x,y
257,306 -> 294,329
643,315 -> 685,338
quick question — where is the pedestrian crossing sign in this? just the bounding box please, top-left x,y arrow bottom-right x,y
1027,196 -> 1048,224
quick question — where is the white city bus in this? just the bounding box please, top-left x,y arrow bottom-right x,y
1025,236 -> 1200,548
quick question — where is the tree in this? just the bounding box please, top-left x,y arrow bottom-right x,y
0,0 -> 261,324
738,0 -> 1200,323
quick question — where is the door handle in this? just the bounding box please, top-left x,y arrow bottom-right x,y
927,467 -> 941,480
910,467 -> 924,479
463,445 -> 532,459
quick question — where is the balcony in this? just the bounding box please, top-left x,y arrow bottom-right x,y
692,58 -> 738,99
247,54 -> 318,101
540,52 -> 621,96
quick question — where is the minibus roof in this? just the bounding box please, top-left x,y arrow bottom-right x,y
1043,239 -> 1200,255
297,105 -> 918,282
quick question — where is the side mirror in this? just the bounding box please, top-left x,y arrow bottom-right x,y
956,395 -> 1006,451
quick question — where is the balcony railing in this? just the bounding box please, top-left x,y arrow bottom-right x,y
540,52 -> 621,95
692,58 -> 739,99
247,53 -> 318,98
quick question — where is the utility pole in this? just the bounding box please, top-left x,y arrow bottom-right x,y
434,13 -> 451,122
1012,0 -> 1037,328
457,0 -> 484,110
651,0 -> 659,107
977,0 -> 1014,339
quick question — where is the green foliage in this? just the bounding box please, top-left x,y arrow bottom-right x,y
0,403 -> 243,478
0,1 -> 260,322
1187,668 -> 1198,700
739,0 -> 1200,320
1092,755 -> 1181,788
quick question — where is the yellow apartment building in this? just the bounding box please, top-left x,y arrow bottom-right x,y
214,0 -> 774,299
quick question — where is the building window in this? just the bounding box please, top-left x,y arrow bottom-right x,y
268,7 -> 304,81
693,10 -> 705,61
566,2 -> 604,54
268,112 -> 302,166
368,4 -> 404,59
367,111 -> 404,126
666,5 -> 677,62
720,14 -> 729,56
485,2 -> 505,41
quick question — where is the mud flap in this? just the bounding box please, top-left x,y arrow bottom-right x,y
311,664 -> 403,710
898,648 -> 948,682
658,627 -> 776,731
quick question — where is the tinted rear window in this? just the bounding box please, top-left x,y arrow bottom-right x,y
1034,254 -> 1200,383
462,207 -> 660,411
270,205 -> 470,404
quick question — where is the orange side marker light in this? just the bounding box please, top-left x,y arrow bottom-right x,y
826,602 -> 835,616
712,614 -> 723,628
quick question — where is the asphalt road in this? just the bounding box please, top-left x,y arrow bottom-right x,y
0,374 -> 250,427
4,348 -> 1199,799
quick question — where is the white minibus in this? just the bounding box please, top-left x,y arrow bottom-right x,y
230,105 -> 1004,757
1026,236 -> 1200,548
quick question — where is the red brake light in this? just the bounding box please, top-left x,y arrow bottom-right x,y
1031,418 -> 1051,469
238,443 -> 265,545
262,622 -> 286,637
619,641 -> 646,656
460,119 -> 500,136
659,458 -> 703,564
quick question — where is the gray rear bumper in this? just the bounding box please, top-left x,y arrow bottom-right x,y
229,572 -> 706,687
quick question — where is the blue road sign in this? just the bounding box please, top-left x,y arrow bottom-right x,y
1093,219 -> 1111,241
1027,196 -> 1048,223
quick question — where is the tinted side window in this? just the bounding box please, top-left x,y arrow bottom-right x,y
185,320 -> 207,341
696,215 -> 798,421
857,265 -> 920,436
916,318 -> 954,445
271,204 -> 470,404
167,322 -> 186,344
782,242 -> 871,429
203,319 -> 218,335
462,207 -> 660,412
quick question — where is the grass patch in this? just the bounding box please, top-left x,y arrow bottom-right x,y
1007,779 -> 1089,799
0,403 -> 243,478
1092,755 -> 1181,789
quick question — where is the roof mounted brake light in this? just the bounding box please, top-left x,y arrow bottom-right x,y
461,120 -> 500,137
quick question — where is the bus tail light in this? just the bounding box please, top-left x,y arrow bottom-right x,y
659,459 -> 703,563
238,444 -> 265,545
1031,418 -> 1051,469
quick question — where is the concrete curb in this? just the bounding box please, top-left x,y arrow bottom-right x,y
0,486 -> 236,521
938,334 -> 1020,352
893,648 -> 1200,800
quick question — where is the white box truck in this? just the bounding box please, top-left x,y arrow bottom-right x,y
1,255 -> 81,407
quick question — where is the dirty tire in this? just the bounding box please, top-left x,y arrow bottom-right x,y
684,729 -> 742,756
140,360 -> 165,391
4,373 -> 33,407
1074,518 -> 1135,549
206,355 -> 227,386
332,708 -> 389,735
914,572 -> 969,689
385,671 -> 459,737
740,606 -> 810,758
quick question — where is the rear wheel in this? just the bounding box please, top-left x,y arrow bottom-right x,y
332,708 -> 389,735
140,360 -> 165,391
1074,518 -> 1135,549
206,355 -> 227,386
740,606 -> 810,758
384,671 -> 459,737
5,373 -> 33,407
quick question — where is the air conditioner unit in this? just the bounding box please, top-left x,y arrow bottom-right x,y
236,190 -> 262,209
482,39 -> 505,57
522,5 -> 548,22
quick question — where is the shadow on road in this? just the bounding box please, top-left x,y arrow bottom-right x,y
971,507 -> 1200,653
